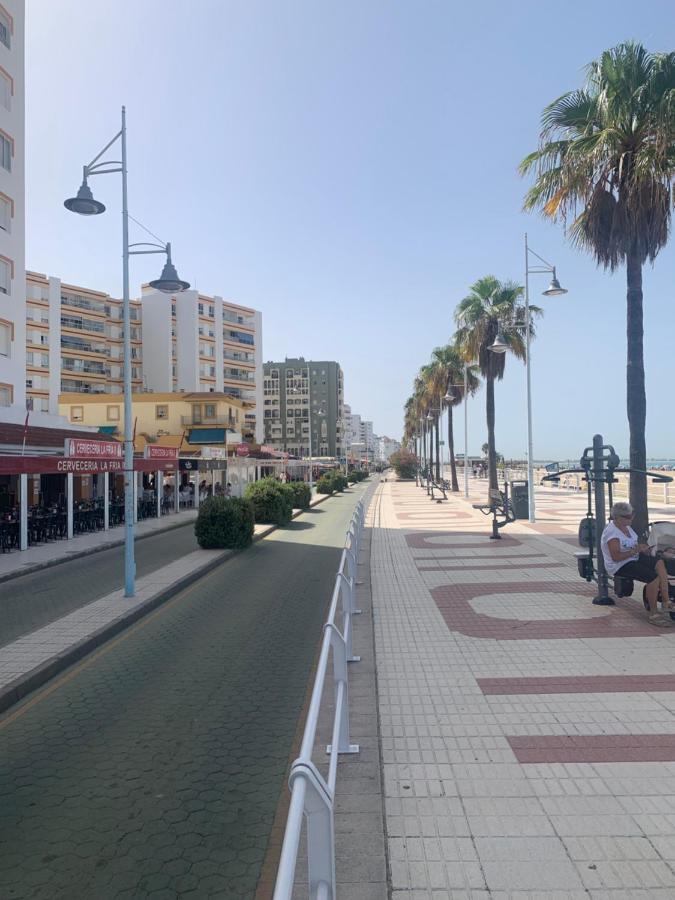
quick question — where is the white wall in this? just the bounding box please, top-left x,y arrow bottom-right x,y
0,0 -> 25,416
213,295 -> 224,392
140,288 -> 173,392
47,276 -> 61,412
253,309 -> 263,442
175,289 -> 199,391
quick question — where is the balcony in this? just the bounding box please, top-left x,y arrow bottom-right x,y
62,360 -> 110,376
61,336 -> 110,356
61,315 -> 108,336
180,415 -> 237,427
61,294 -> 107,315
60,380 -> 109,394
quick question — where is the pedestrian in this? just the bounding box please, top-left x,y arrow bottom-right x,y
224,483 -> 232,497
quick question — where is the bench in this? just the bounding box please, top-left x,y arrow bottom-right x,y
472,488 -> 515,539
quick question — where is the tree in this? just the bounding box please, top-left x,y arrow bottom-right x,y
520,41 -> 675,534
455,276 -> 537,493
429,344 -> 480,491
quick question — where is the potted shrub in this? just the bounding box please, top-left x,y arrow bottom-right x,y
194,496 -> 255,549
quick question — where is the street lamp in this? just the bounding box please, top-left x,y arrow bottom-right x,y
489,233 -> 567,522
64,107 -> 190,598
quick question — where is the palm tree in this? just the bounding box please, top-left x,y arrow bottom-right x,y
520,41 -> 675,533
455,276 -> 537,493
429,344 -> 480,490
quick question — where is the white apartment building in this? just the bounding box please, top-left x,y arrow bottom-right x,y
141,287 -> 263,442
344,407 -> 361,456
360,420 -> 375,461
0,0 -> 25,418
377,435 -> 401,463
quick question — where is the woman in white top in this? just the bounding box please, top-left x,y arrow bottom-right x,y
601,501 -> 672,626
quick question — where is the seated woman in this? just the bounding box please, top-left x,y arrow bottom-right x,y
601,502 -> 673,627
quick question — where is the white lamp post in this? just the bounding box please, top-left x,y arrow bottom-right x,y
489,233 -> 567,522
64,107 -> 190,598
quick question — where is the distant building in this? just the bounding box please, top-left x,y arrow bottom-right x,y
141,286 -> 263,442
360,420 -> 375,462
377,436 -> 401,462
262,358 -> 344,457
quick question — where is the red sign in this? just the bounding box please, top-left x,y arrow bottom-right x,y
144,445 -> 179,460
65,438 -> 123,459
0,456 -> 176,476
236,443 -> 250,457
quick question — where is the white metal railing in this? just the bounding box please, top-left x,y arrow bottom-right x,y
274,498 -> 366,900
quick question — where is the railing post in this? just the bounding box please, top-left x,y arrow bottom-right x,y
665,483 -> 670,505
288,761 -> 336,900
326,624 -> 359,754
337,572 -> 360,661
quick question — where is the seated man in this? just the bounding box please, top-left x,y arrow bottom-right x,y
601,501 -> 673,627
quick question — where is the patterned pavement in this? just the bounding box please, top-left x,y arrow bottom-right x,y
371,477 -> 675,897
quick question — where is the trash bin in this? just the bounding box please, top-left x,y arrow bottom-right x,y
510,480 -> 529,519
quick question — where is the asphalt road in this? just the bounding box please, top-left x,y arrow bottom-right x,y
0,524 -> 200,649
0,483 -> 369,899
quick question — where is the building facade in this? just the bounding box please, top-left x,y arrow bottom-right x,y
25,271 -> 143,413
262,358 -> 344,458
360,420 -> 375,462
377,435 -> 401,463
141,287 -> 263,442
58,391 -> 244,452
0,1 -> 25,415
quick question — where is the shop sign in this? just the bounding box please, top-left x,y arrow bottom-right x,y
64,438 -> 123,459
201,446 -> 227,459
179,458 -> 198,471
144,445 -> 179,460
236,443 -> 250,457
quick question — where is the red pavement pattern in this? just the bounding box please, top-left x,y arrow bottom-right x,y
478,675 -> 675,694
403,523 -> 675,763
507,734 -> 675,764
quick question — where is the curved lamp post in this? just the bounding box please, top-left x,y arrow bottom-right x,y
489,234 -> 567,522
64,107 -> 190,598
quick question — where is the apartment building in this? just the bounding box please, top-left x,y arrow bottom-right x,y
360,420 -> 375,462
262,358 -> 344,458
0,1 -> 25,414
377,435 -> 401,462
25,271 -> 143,413
141,287 -> 263,442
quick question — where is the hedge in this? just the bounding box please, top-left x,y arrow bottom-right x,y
244,477 -> 294,525
194,496 -> 255,549
284,480 -> 311,510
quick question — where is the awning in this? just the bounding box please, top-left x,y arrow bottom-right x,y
187,428 -> 226,444
98,425 -> 118,435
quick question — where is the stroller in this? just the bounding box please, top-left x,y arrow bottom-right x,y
630,521 -> 675,611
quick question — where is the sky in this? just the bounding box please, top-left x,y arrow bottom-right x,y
26,0 -> 675,459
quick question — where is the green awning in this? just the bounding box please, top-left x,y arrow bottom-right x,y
98,425 -> 118,435
187,428 -> 226,444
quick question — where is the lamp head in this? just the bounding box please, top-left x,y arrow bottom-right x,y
542,269 -> 567,296
489,331 -> 509,354
149,243 -> 190,293
443,391 -> 454,403
64,178 -> 105,216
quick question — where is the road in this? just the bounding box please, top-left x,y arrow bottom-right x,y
0,484 -> 368,899
0,524 -> 200,648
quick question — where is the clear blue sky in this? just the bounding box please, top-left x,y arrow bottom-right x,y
26,0 -> 675,459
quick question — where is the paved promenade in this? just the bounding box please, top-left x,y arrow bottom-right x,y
369,476 -> 675,897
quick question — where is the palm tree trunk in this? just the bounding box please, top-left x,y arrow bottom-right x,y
448,406 -> 459,491
626,252 -> 648,536
486,374 -> 498,493
435,420 -> 441,482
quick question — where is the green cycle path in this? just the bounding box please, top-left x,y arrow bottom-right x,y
0,523 -> 200,649
0,482 -> 370,900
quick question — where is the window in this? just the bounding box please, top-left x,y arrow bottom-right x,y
0,69 -> 10,110
0,256 -> 10,294
0,382 -> 11,406
25,378 -> 32,389
70,406 -> 83,422
0,317 -> 11,356
0,7 -> 10,49
107,405 -> 120,422
155,405 -> 168,420
41,353 -> 49,367
204,404 -> 216,419
0,132 -> 11,172
40,398 -> 49,412
198,303 -> 204,315
0,193 -> 10,231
